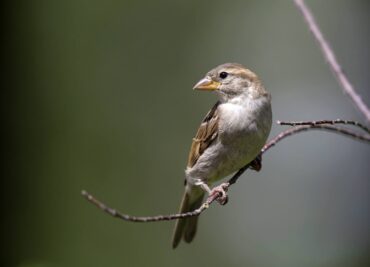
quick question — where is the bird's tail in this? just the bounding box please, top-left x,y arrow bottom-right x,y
172,186 -> 205,248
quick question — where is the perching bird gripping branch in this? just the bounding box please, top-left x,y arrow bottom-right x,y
81,120 -> 370,223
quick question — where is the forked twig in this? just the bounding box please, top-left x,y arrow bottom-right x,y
294,0 -> 370,123
81,122 -> 370,222
277,119 -> 370,134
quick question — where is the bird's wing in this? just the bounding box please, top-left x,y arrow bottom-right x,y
187,101 -> 221,168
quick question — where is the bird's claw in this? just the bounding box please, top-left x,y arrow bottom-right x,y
209,183 -> 229,205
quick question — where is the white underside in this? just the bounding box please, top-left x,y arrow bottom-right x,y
185,95 -> 272,190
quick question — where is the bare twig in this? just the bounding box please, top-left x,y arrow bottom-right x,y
262,125 -> 370,154
277,119 -> 370,134
81,123 -> 370,222
294,0 -> 370,123
81,190 -> 216,222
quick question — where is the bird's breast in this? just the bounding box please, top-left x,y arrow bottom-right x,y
215,99 -> 272,175
218,102 -> 262,140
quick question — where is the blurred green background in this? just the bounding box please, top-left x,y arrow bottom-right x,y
6,0 -> 370,266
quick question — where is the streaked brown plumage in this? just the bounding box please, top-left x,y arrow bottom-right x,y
187,101 -> 220,167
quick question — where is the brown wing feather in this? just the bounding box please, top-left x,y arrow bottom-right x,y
187,101 -> 221,168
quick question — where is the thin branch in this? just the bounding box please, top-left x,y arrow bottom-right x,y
81,123 -> 370,222
81,190 -> 215,222
294,0 -> 370,123
277,119 -> 370,134
262,125 -> 370,155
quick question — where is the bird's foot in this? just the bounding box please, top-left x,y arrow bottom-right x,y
209,183 -> 230,205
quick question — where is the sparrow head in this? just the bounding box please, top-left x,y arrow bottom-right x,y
193,63 -> 267,100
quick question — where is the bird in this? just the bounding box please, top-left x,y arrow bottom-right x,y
172,63 -> 272,248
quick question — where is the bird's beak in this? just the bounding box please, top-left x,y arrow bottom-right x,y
193,77 -> 221,91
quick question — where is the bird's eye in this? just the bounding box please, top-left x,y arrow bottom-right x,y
219,71 -> 228,79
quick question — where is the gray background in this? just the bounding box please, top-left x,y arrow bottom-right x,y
9,0 -> 370,266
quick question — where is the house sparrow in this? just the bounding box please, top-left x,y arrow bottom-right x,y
172,63 -> 272,248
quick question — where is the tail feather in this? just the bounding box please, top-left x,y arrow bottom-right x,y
172,191 -> 189,248
172,187 -> 205,248
183,195 -> 204,243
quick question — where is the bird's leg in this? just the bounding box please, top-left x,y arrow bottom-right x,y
194,179 -> 229,205
194,179 -> 212,194
208,183 -> 229,205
